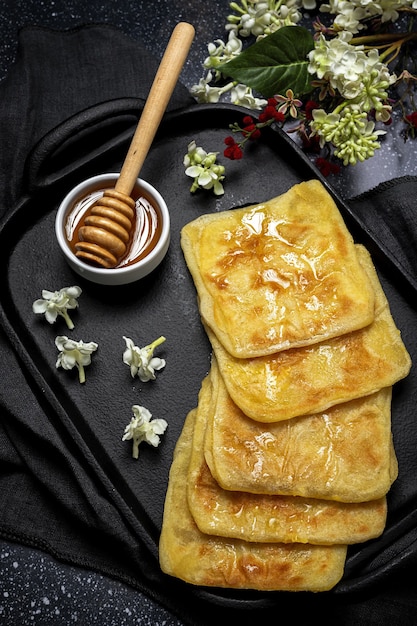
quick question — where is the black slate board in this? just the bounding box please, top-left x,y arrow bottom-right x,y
0,102 -> 416,608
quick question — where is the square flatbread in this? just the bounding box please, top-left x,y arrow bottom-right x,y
159,407 -> 347,591
207,245 -> 411,422
181,180 -> 375,358
204,359 -> 398,502
188,374 -> 387,545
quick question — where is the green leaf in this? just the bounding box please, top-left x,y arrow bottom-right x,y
217,26 -> 315,98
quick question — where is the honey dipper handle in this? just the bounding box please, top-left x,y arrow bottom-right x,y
115,22 -> 195,196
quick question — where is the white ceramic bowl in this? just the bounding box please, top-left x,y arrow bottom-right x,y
55,173 -> 170,286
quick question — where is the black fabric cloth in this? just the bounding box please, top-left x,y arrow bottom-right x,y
348,176 -> 417,295
1,24 -> 417,626
0,23 -> 194,215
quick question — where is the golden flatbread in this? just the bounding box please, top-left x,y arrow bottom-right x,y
204,359 -> 398,502
159,407 -> 347,591
188,374 -> 387,545
207,245 -> 411,422
181,180 -> 375,358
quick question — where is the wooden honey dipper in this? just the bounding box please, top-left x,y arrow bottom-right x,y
74,22 -> 195,268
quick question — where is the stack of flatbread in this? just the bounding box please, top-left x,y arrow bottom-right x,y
159,180 -> 411,592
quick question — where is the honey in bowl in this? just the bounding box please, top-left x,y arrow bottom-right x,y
55,174 -> 170,286
65,185 -> 162,269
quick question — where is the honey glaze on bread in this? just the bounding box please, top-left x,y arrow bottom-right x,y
159,408 -> 347,591
204,358 -> 397,503
187,374 -> 388,545
159,180 -> 412,593
207,245 -> 411,422
181,180 -> 375,358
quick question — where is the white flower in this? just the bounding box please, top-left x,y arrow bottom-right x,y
320,0 -> 405,31
190,71 -> 234,103
320,1 -> 368,34
122,335 -> 166,382
122,405 -> 168,459
33,286 -> 82,329
184,140 -> 226,195
308,34 -> 368,93
230,83 -> 268,109
227,0 -> 301,38
308,34 -> 394,110
55,335 -> 98,383
204,31 -> 243,79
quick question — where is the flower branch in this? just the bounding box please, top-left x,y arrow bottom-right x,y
185,0 -> 417,185
351,31 -> 417,63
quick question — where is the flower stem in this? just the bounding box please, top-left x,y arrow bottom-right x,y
132,440 -> 139,459
78,364 -> 86,384
351,32 -> 416,45
147,336 -> 166,351
61,310 -> 74,330
351,31 -> 417,65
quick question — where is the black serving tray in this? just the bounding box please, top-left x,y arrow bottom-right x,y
0,102 -> 416,613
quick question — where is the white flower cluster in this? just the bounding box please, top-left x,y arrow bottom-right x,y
226,0 -> 305,38
122,335 -> 166,382
33,286 -> 168,458
191,0 -> 305,109
33,285 -> 82,330
203,31 -> 243,80
309,35 -> 394,102
121,335 -> 168,458
55,335 -> 98,384
183,140 -> 226,195
307,2 -> 403,163
190,0 -> 415,167
321,0 -> 417,34
190,0 -> 399,107
310,107 -> 386,164
33,285 -> 99,383
122,405 -> 168,459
